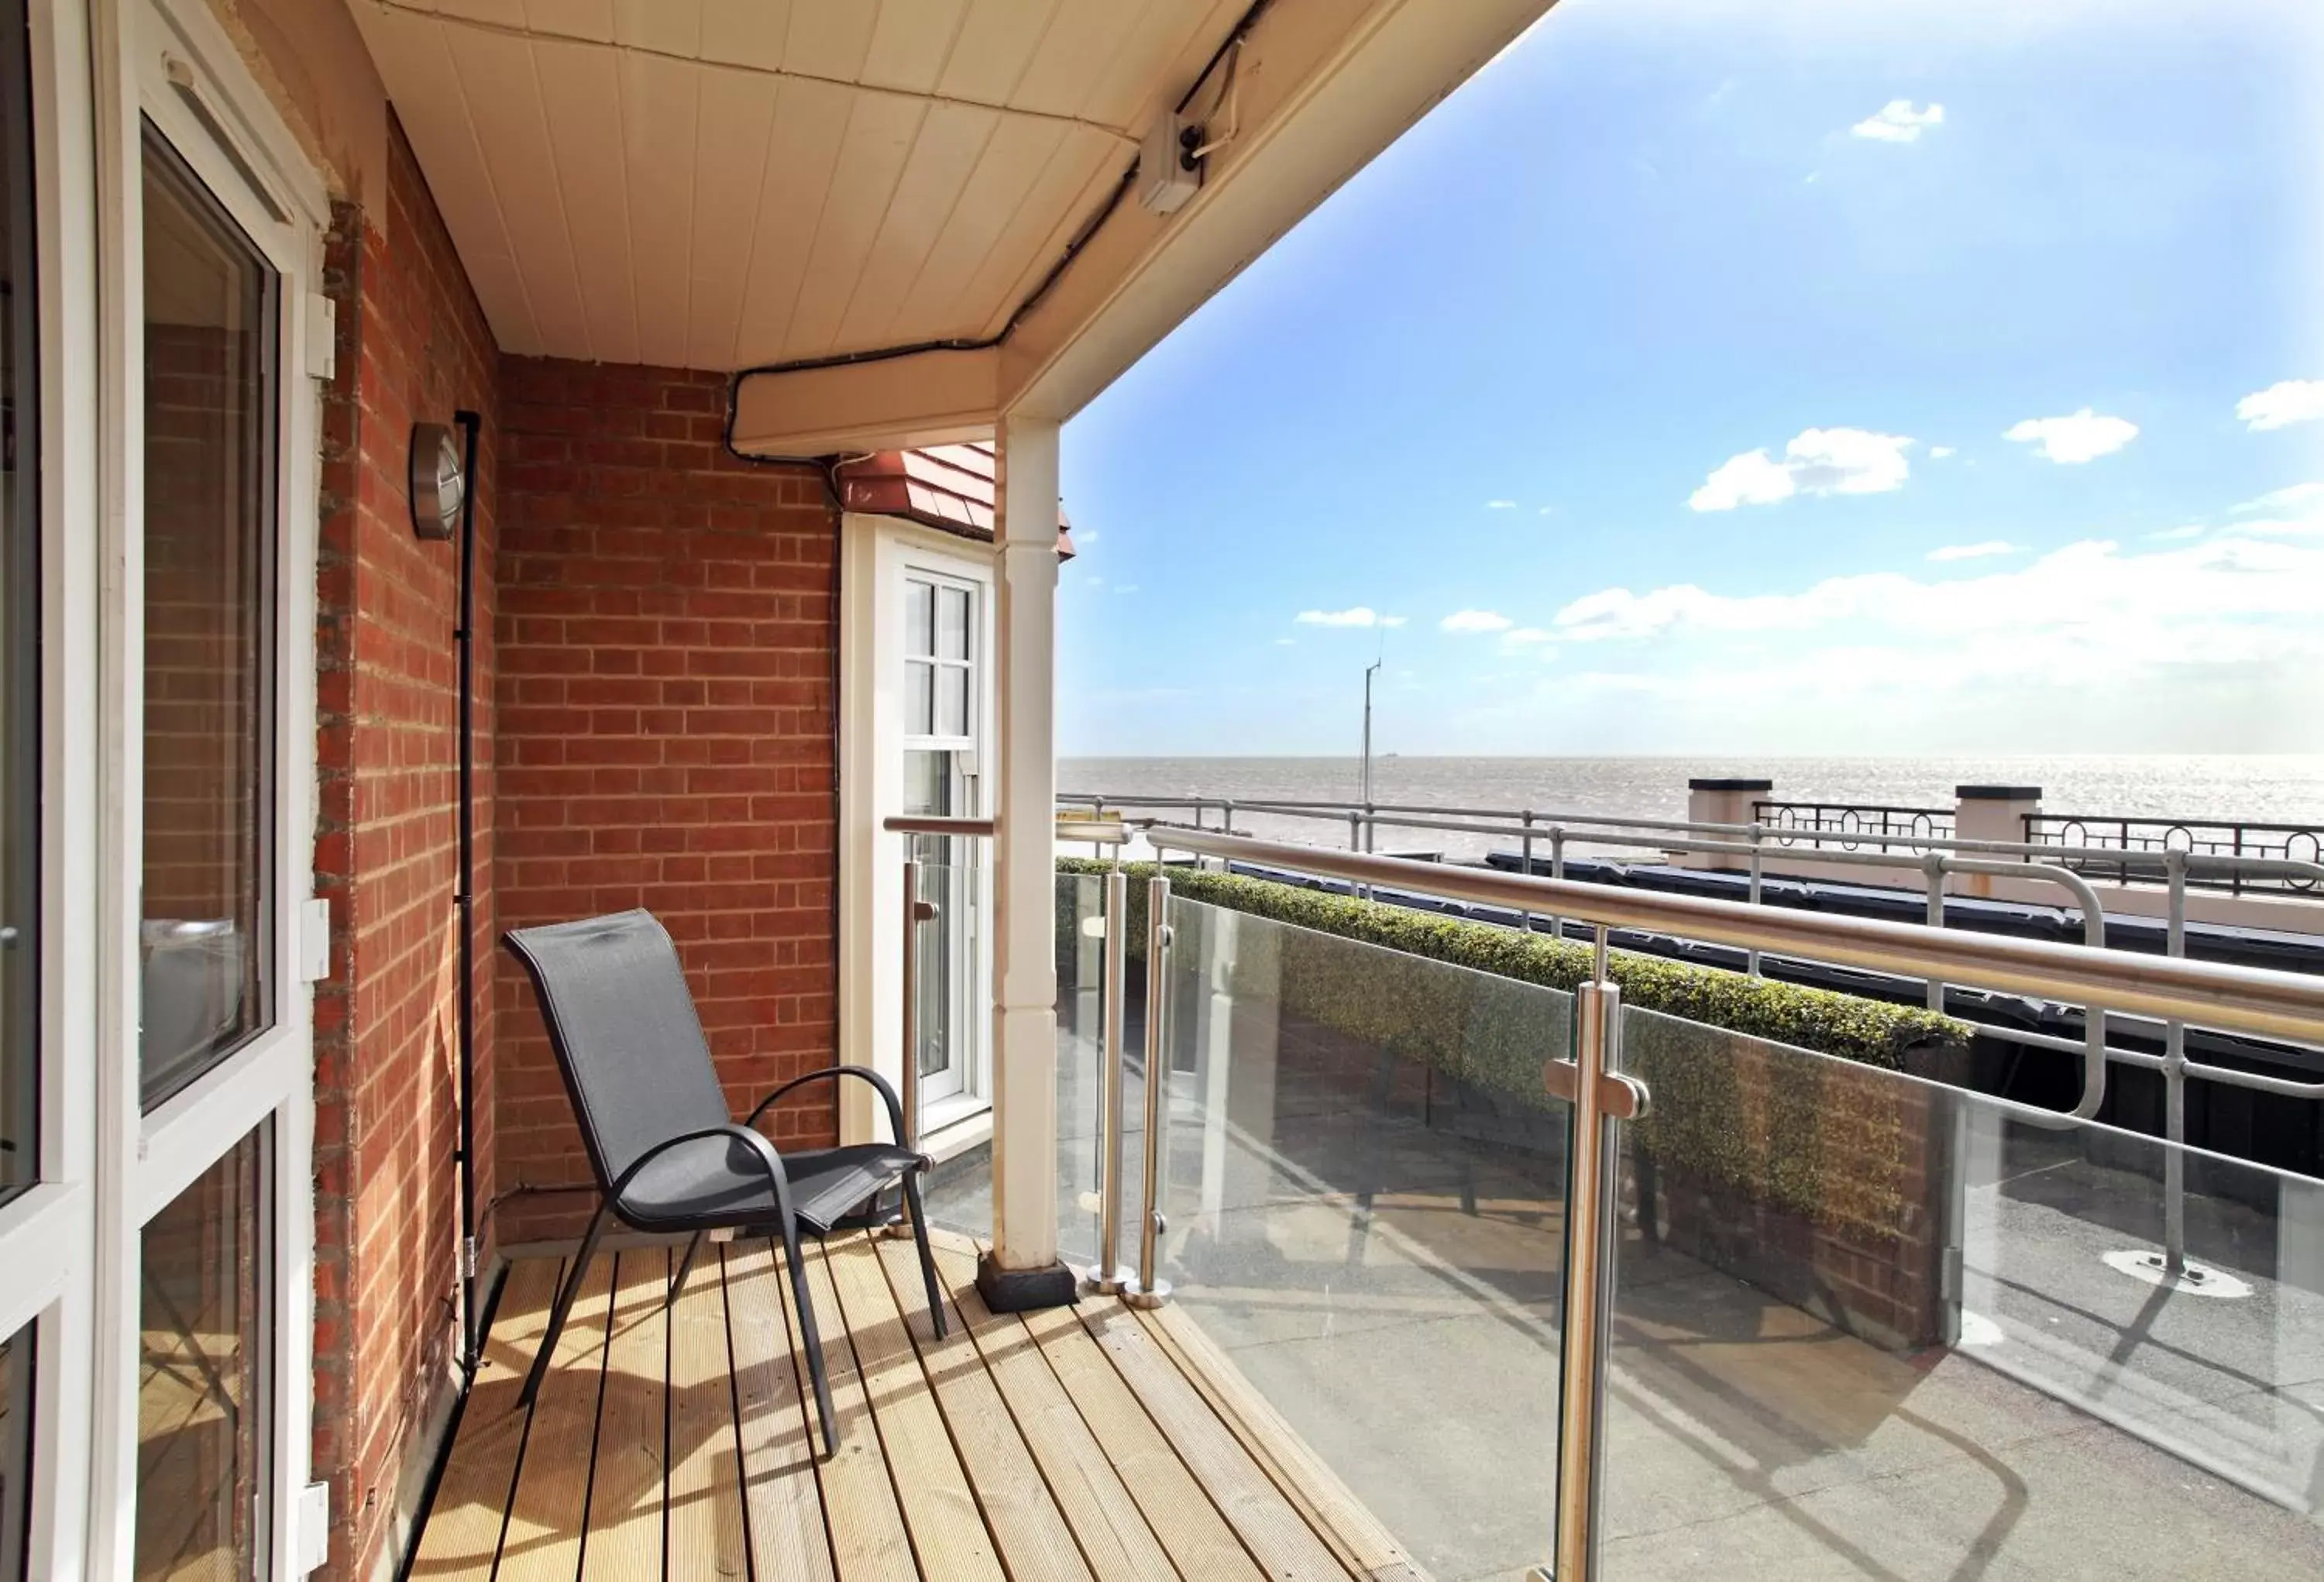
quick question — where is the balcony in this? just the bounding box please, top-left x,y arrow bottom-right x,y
407,1225 -> 1415,1581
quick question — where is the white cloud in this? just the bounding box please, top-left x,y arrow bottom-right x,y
1503,627 -> 1552,645
1929,445 -> 1957,460
1925,540 -> 2021,562
1442,609 -> 1515,634
1085,574 -> 1105,587
1273,637 -> 1296,647
2003,409 -> 2137,463
1296,607 -> 1383,627
2236,480 -> 2324,518
1689,427 -> 1913,511
1075,529 -> 1100,545
2236,380 -> 2324,432
1538,506 -> 1556,517
1549,536 -> 2323,656
2147,524 -> 2205,542
1485,499 -> 1518,511
1851,100 -> 1944,142
1115,583 -> 1140,593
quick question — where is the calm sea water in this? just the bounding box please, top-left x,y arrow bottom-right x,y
1061,755 -> 2324,862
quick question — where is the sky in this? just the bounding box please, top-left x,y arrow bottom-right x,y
1051,0 -> 2324,758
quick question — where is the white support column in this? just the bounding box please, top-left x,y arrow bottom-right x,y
1954,784 -> 2043,897
982,413 -> 1073,1304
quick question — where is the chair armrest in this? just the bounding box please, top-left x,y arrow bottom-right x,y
742,1064 -> 907,1146
609,1123 -> 796,1224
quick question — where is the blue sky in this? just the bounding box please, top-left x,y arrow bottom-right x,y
1052,0 -> 2324,757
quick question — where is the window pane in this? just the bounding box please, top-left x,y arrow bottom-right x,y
137,1126 -> 266,1581
904,579 -> 933,658
0,0 -> 36,1197
0,1319 -> 29,1581
937,585 -> 969,662
937,664 -> 968,738
905,660 -> 933,737
139,125 -> 277,1109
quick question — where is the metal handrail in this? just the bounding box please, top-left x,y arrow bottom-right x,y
884,815 -> 999,837
1141,825 -> 2324,1046
1064,792 -> 2324,885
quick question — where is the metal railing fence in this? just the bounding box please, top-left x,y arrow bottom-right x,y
2027,812 -> 2324,896
1129,822 -> 2324,1581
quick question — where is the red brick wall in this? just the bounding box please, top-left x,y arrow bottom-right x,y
490,359 -> 840,1245
314,119 -> 498,1582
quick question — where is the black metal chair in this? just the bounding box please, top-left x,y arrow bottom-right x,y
503,908 -> 944,1453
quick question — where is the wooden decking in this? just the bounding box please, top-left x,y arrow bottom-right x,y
408,1228 -> 1425,1581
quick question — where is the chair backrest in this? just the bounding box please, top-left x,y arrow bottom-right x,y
503,910 -> 736,1193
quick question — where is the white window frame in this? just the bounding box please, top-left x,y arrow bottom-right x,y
837,515 -> 999,1156
76,0 -> 328,1575
899,566 -> 984,1113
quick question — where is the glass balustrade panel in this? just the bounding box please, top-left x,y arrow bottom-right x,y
1602,1004 -> 2324,1579
1144,892 -> 1574,1582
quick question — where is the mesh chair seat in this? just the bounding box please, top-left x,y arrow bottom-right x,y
621,1137 -> 923,1235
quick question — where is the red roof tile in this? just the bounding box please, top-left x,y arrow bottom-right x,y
834,443 -> 1076,557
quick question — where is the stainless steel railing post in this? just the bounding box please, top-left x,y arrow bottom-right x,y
1746,822 -> 1765,980
899,855 -> 924,1152
1552,927 -> 1628,1580
1084,869 -> 1133,1294
1549,827 -> 1567,945
2164,850 -> 2188,1278
1126,875 -> 1175,1309
1520,811 -> 1536,933
1923,851 -> 1946,1013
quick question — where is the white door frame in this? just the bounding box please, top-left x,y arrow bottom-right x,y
84,0 -> 328,1574
837,514 -> 999,1154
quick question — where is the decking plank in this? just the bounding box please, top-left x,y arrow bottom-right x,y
722,1242 -> 838,1582
1137,1302 -> 1429,1582
497,1256 -> 616,1582
1079,1302 -> 1355,1582
1021,1302 -> 1262,1582
796,1238 -> 920,1580
669,1243 -> 748,1580
408,1260 -> 562,1579
410,1236 -> 1416,1582
820,1235 -> 1003,1582
872,1237 -> 1096,1582
908,1240 -> 1177,1582
579,1248 -> 669,1580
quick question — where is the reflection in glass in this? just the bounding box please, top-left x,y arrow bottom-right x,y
0,1320 -> 29,1580
1146,896 -> 1573,1577
1604,1006 -> 2324,1578
0,0 -> 37,1196
139,124 -> 277,1109
137,1126 -> 266,1581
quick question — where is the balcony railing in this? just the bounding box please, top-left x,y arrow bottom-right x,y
1753,797 -> 1954,850
2027,812 -> 2324,896
1060,823 -> 2324,1580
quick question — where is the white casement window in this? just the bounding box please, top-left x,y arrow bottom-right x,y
899,571 -> 986,1114
837,520 -> 997,1154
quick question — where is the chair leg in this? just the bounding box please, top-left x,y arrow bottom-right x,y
520,1198 -> 610,1409
782,1223 -> 840,1456
668,1231 -> 705,1309
901,1169 -> 947,1340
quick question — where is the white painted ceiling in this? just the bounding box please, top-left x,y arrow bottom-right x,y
347,0 -> 1247,370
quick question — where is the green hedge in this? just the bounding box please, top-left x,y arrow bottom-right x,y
1058,858 -> 1970,1226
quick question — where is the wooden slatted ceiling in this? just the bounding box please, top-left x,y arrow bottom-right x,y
347,0 -> 1248,369
409,1229 -> 1425,1580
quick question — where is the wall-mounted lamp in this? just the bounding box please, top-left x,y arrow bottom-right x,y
409,421 -> 466,541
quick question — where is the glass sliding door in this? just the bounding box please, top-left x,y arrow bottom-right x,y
136,1128 -> 266,1580
136,121 -> 276,1113
0,0 -> 38,1205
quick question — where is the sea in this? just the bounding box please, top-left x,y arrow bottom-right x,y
1059,755 -> 2324,863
